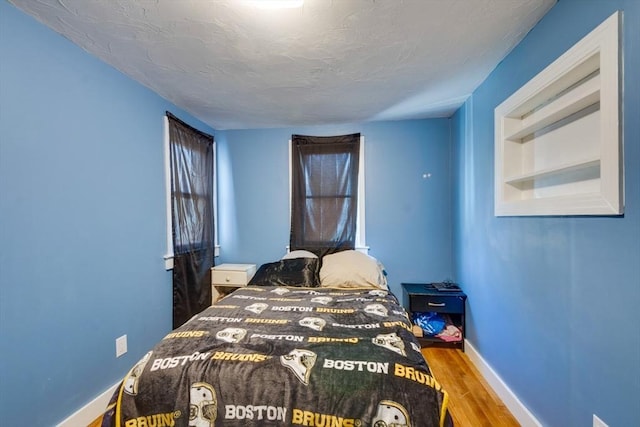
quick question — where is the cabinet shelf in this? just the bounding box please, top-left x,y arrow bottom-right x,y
494,11 -> 622,216
505,156 -> 600,186
504,73 -> 600,141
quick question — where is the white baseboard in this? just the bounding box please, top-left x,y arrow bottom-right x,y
464,339 -> 543,427
57,382 -> 119,427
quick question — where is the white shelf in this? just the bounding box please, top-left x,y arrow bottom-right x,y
504,73 -> 600,141
494,11 -> 623,216
505,156 -> 600,186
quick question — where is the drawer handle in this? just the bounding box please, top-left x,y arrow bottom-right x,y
225,277 -> 231,282
428,302 -> 446,307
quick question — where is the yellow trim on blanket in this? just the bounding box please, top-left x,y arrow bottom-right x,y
114,374 -> 130,427
440,389 -> 450,427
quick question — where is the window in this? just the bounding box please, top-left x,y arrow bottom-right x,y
289,133 -> 367,256
163,114 -> 218,269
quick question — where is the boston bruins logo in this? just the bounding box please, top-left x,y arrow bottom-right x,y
245,302 -> 268,314
215,327 -> 247,343
372,400 -> 411,427
372,332 -> 406,356
299,317 -> 326,331
311,296 -> 333,305
280,349 -> 317,385
189,382 -> 217,427
364,303 -> 388,317
124,351 -> 152,395
369,290 -> 387,298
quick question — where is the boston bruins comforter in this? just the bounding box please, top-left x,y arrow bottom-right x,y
101,286 -> 452,427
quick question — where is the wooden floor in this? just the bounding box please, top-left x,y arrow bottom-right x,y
88,416 -> 102,427
422,347 -> 519,427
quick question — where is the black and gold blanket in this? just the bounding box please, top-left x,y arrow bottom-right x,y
102,286 -> 452,427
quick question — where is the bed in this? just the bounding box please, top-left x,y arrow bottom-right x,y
101,250 -> 452,427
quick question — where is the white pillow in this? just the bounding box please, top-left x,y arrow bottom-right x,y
282,250 -> 318,260
319,250 -> 388,289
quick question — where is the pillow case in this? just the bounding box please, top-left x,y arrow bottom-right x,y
281,250 -> 319,260
319,250 -> 388,289
248,257 -> 321,287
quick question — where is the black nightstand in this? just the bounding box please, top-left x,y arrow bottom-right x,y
402,283 -> 467,350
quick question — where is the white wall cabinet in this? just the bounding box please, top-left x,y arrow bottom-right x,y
494,11 -> 622,216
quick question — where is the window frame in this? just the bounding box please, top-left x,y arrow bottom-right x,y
288,135 -> 367,254
163,116 -> 219,270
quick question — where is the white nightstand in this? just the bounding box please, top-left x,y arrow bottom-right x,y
211,263 -> 257,303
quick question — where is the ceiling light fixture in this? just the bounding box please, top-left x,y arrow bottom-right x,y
244,0 -> 304,9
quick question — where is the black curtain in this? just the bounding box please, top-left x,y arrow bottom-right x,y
290,133 -> 360,257
167,112 -> 215,328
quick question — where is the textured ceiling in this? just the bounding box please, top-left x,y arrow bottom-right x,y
9,0 -> 556,130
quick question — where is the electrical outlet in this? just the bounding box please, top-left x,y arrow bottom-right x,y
593,414 -> 608,427
116,334 -> 127,357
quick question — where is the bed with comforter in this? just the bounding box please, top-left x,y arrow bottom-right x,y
101,250 -> 452,427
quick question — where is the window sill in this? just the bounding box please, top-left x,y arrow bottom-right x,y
164,246 -> 220,270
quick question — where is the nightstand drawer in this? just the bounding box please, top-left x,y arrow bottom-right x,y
410,295 -> 464,313
212,270 -> 250,285
211,264 -> 256,286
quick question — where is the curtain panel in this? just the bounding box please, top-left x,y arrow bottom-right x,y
167,112 -> 215,328
290,133 -> 360,257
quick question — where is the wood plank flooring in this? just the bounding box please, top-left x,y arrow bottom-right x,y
88,416 -> 102,427
422,347 -> 520,427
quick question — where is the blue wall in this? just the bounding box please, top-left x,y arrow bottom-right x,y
0,3 -> 454,423
452,1 -> 640,426
216,120 -> 454,297
5,0 -> 637,425
0,2 -> 215,425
